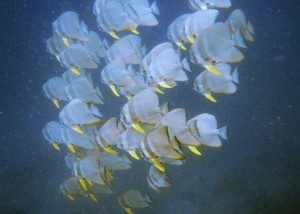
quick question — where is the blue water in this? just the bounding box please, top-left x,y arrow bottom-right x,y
0,0 -> 299,213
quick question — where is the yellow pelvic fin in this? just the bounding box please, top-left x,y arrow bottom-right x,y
52,142 -> 61,151
154,186 -> 161,193
131,28 -> 140,35
68,144 -> 76,154
125,208 -> 134,214
179,43 -> 187,50
62,37 -> 70,47
154,87 -> 165,94
53,99 -> 60,109
79,178 -> 88,192
55,55 -> 61,62
188,36 -> 195,44
89,193 -> 98,202
128,151 -> 140,160
104,146 -> 119,155
110,31 -> 120,40
204,93 -> 217,103
159,81 -> 174,89
151,158 -> 165,172
188,146 -> 202,156
106,171 -> 114,181
132,123 -> 145,134
73,126 -> 84,135
71,68 -> 81,76
205,65 -> 221,75
87,179 -> 93,186
66,193 -> 75,201
109,85 -> 120,97
126,95 -> 133,101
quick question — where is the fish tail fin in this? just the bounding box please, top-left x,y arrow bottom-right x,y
181,58 -> 191,72
144,192 -> 152,203
247,21 -> 255,35
150,1 -> 160,15
233,30 -> 247,48
231,67 -> 239,84
218,126 -> 228,140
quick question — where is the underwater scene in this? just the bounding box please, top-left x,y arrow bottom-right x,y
0,0 -> 299,213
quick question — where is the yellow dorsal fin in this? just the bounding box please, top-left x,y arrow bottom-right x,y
68,144 -> 76,154
71,68 -> 81,76
131,28 -> 140,35
52,142 -> 61,151
79,177 -> 88,192
66,193 -> 75,201
154,87 -> 165,94
104,146 -> 119,155
72,126 -> 84,135
53,99 -> 60,109
109,85 -> 120,97
132,123 -> 145,134
188,146 -> 202,156
204,93 -> 217,103
205,65 -> 221,75
110,31 -> 120,40
128,151 -> 140,160
151,158 -> 165,172
62,37 -> 70,47
89,193 -> 98,202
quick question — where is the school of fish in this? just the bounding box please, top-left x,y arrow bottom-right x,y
42,0 -> 254,213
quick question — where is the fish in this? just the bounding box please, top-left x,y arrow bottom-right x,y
95,1 -> 138,39
60,44 -> 98,75
106,35 -> 144,64
147,165 -> 172,192
117,189 -> 151,214
161,108 -> 202,155
194,63 -> 239,102
184,9 -> 219,43
190,22 -> 244,74
226,9 -> 255,42
65,77 -> 104,104
59,98 -> 102,129
167,14 -> 190,50
188,113 -> 227,147
101,59 -> 137,97
95,117 -> 121,154
188,0 -> 231,11
52,11 -> 89,45
42,121 -> 63,151
43,77 -> 68,108
124,0 -> 159,27
140,126 -> 185,171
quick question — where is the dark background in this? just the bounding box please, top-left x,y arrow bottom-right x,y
0,0 -> 299,213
